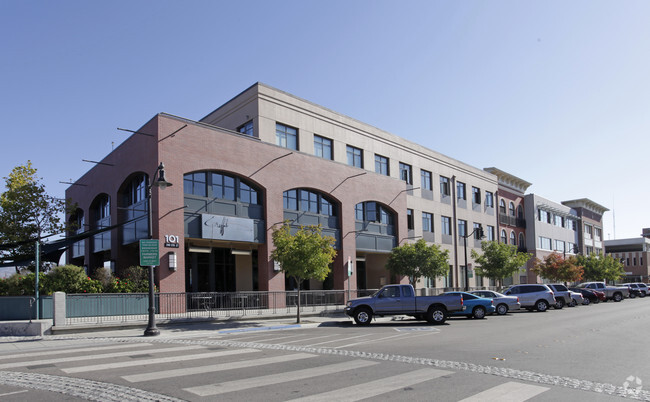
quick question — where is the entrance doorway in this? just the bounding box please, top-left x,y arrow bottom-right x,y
186,247 -> 236,292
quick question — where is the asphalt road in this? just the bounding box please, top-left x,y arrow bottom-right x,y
0,296 -> 648,401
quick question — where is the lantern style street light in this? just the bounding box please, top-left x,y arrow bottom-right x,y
144,162 -> 172,337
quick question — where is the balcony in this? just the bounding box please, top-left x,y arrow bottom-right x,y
499,215 -> 526,228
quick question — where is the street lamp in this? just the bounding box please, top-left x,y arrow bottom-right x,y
463,224 -> 485,291
144,162 -> 173,337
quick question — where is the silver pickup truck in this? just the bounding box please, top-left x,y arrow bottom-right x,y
345,284 -> 465,325
575,282 -> 629,302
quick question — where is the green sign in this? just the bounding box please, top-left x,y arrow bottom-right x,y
139,239 -> 159,266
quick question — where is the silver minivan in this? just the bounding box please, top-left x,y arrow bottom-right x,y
502,284 -> 556,312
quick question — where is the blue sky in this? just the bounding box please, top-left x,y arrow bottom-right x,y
1,0 -> 649,245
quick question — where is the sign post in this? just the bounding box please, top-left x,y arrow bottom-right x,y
140,239 -> 160,336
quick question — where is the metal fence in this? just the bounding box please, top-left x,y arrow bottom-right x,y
63,289 -> 380,326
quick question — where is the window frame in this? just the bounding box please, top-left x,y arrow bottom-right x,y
346,145 -> 363,168
276,122 -> 298,150
313,135 -> 333,160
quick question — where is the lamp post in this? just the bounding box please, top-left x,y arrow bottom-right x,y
144,162 -> 173,337
463,224 -> 485,291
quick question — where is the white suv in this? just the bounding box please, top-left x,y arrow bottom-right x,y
503,284 -> 556,312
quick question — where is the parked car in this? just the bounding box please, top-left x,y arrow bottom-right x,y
575,282 -> 628,302
470,290 -> 521,315
621,283 -> 647,298
344,284 -> 465,325
443,292 -> 495,319
502,284 -> 556,312
568,287 -> 600,305
546,284 -> 572,309
569,291 -> 584,306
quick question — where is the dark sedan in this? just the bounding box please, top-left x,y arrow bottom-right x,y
569,287 -> 601,304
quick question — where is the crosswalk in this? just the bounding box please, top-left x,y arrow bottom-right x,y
0,340 -> 554,401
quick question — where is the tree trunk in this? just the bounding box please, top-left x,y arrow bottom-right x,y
296,282 -> 301,324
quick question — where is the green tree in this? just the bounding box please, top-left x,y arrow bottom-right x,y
0,161 -> 68,271
531,253 -> 584,283
576,253 -> 625,282
386,239 -> 449,286
271,223 -> 336,323
471,241 -> 532,288
41,265 -> 103,295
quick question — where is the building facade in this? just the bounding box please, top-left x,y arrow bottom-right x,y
604,229 -> 650,283
66,83 -> 500,293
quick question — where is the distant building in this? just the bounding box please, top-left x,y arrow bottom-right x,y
562,199 -> 609,256
604,229 -> 650,283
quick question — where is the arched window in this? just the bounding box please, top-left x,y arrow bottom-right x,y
510,231 -> 516,245
509,202 -> 515,216
500,229 -> 507,243
518,233 -> 525,248
183,171 -> 259,204
517,205 -> 524,219
355,201 -> 393,225
283,189 -> 336,217
499,199 -> 506,214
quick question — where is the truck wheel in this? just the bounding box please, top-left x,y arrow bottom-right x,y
496,304 -> 508,315
613,292 -> 623,302
472,306 -> 486,319
554,298 -> 565,309
535,300 -> 549,312
353,307 -> 372,325
426,306 -> 447,325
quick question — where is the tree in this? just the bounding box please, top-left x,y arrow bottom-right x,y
271,223 -> 337,323
531,253 -> 584,283
576,253 -> 625,282
0,161 -> 68,271
386,239 -> 449,286
471,241 -> 532,288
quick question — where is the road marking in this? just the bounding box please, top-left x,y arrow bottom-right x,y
274,335 -> 336,345
123,352 -> 316,382
0,345 -> 204,370
333,331 -> 434,348
62,348 -> 259,373
0,390 -> 29,397
458,381 -> 549,401
305,333 -> 374,347
0,343 -> 149,360
233,333 -> 306,343
184,359 -> 378,396
287,368 -> 453,401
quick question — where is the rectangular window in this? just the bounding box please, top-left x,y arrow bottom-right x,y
422,212 -> 433,232
407,209 -> 414,230
595,227 -> 602,241
485,191 -> 494,208
421,169 -> 432,190
486,225 -> 495,241
374,154 -> 389,176
539,236 -> 552,250
584,224 -> 593,239
567,242 -> 577,254
238,120 -> 254,136
554,240 -> 565,253
183,172 -> 207,197
399,162 -> 412,184
440,176 -> 450,196
300,190 -> 318,213
538,209 -> 549,223
276,123 -> 297,150
441,216 -> 452,235
554,215 -> 564,227
457,182 -> 466,200
314,135 -> 332,160
346,145 -> 363,168
458,220 -> 467,238
472,187 -> 481,204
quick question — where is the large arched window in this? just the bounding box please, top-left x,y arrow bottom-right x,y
509,202 -> 515,216
500,229 -> 507,243
518,233 -> 525,249
517,205 -> 524,219
283,189 -> 336,217
510,231 -> 516,245
90,194 -> 111,252
120,174 -> 149,245
355,201 -> 393,225
184,171 -> 259,204
499,199 -> 506,214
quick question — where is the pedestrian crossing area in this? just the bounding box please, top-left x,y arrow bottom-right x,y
0,340 -> 555,401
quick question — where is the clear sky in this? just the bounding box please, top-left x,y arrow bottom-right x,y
1,0 -> 649,243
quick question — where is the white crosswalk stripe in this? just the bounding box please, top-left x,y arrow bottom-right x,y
62,347 -> 260,373
287,367 -> 454,402
122,352 -> 316,383
0,343 -> 149,360
0,344 -> 204,370
183,359 -> 379,397
458,381 -> 549,402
